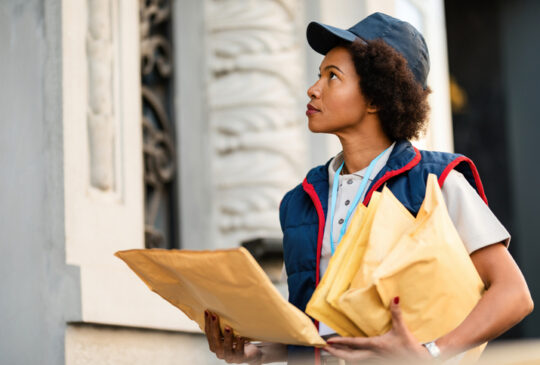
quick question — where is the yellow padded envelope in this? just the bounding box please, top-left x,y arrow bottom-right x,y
309,187 -> 415,337
348,186 -> 415,290
337,185 -> 416,335
115,247 -> 325,347
326,193 -> 381,313
338,174 -> 486,362
305,204 -> 368,337
305,194 -> 383,337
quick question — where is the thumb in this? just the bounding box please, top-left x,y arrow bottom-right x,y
390,296 -> 405,330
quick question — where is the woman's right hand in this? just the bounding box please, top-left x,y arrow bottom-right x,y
204,310 -> 263,364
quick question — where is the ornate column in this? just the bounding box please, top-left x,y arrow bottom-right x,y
140,0 -> 177,249
86,0 -> 116,191
63,0 -> 193,331
206,0 -> 308,248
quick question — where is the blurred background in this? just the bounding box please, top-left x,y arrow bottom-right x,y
1,0 -> 539,364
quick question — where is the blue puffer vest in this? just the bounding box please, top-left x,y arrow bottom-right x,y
279,140 -> 487,362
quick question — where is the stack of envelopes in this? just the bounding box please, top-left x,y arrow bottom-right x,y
306,174 -> 486,362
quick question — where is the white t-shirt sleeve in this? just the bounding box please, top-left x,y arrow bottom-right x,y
441,169 -> 510,254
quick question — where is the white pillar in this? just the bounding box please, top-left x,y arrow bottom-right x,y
62,0 -> 196,331
177,0 -> 309,249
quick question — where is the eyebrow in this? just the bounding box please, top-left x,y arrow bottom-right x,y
318,65 -> 344,74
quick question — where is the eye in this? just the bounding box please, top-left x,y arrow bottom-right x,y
329,71 -> 338,80
317,73 -> 321,79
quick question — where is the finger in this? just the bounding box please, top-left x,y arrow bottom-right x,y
243,341 -> 262,364
210,312 -> 224,358
204,310 -> 214,352
235,336 -> 245,357
325,343 -> 351,351
326,336 -> 376,349
390,296 -> 405,330
223,327 -> 234,362
206,311 -> 220,354
324,345 -> 375,362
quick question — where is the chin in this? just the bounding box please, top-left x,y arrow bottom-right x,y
308,119 -> 326,134
308,125 -> 323,133
308,121 -> 335,134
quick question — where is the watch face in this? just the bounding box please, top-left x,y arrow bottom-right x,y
424,342 -> 441,358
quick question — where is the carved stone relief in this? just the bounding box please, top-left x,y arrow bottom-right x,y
86,0 -> 116,191
207,0 -> 307,247
140,0 -> 177,248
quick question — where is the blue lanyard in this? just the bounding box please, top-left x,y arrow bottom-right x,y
329,147 -> 390,255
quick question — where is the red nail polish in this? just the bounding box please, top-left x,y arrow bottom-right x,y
204,310 -> 208,317
225,327 -> 230,333
394,296 -> 400,304
212,315 -> 217,320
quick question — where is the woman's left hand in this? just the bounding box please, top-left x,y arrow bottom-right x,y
324,296 -> 430,362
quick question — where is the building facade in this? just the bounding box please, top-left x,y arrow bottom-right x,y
1,0 -> 463,364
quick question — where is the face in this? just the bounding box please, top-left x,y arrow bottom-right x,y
306,46 -> 374,135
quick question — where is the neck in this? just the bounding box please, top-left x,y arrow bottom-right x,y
337,124 -> 392,174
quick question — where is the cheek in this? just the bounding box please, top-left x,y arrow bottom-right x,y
329,89 -> 367,121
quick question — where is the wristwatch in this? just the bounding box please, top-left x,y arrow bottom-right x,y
423,341 -> 441,359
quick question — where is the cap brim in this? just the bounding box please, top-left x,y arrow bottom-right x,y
306,22 -> 357,55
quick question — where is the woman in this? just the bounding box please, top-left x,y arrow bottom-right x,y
204,12 -> 533,364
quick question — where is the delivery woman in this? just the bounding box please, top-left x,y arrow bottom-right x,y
204,12 -> 533,364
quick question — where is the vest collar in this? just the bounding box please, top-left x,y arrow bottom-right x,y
363,140 -> 421,205
305,140 -> 418,185
303,140 -> 421,207
384,140 -> 417,169
303,159 -> 331,222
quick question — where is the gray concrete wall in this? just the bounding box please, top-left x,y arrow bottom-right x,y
0,1 -> 81,364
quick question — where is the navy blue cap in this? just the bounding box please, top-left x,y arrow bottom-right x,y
307,12 -> 430,88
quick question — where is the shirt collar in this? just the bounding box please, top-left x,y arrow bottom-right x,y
328,142 -> 396,188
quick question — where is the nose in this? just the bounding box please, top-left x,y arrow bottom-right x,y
307,79 -> 321,99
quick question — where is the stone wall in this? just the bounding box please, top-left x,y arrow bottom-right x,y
0,1 -> 80,364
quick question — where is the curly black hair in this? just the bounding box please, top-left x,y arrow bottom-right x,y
344,38 -> 431,141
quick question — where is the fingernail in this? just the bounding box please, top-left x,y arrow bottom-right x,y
204,310 -> 208,317
212,315 -> 216,321
394,296 -> 400,304
225,327 -> 230,333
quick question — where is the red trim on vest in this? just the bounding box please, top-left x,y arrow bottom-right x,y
302,178 -> 325,288
362,147 -> 422,206
315,348 -> 321,365
302,180 -> 323,364
302,178 -> 324,345
438,156 -> 488,205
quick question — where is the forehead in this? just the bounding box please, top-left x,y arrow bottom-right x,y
320,46 -> 354,69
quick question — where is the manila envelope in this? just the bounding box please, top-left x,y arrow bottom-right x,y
116,247 -> 326,347
305,194 -> 381,337
338,174 -> 486,362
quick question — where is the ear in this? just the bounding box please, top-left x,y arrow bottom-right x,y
366,101 -> 379,114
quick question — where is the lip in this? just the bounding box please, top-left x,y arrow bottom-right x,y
306,103 -> 321,116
